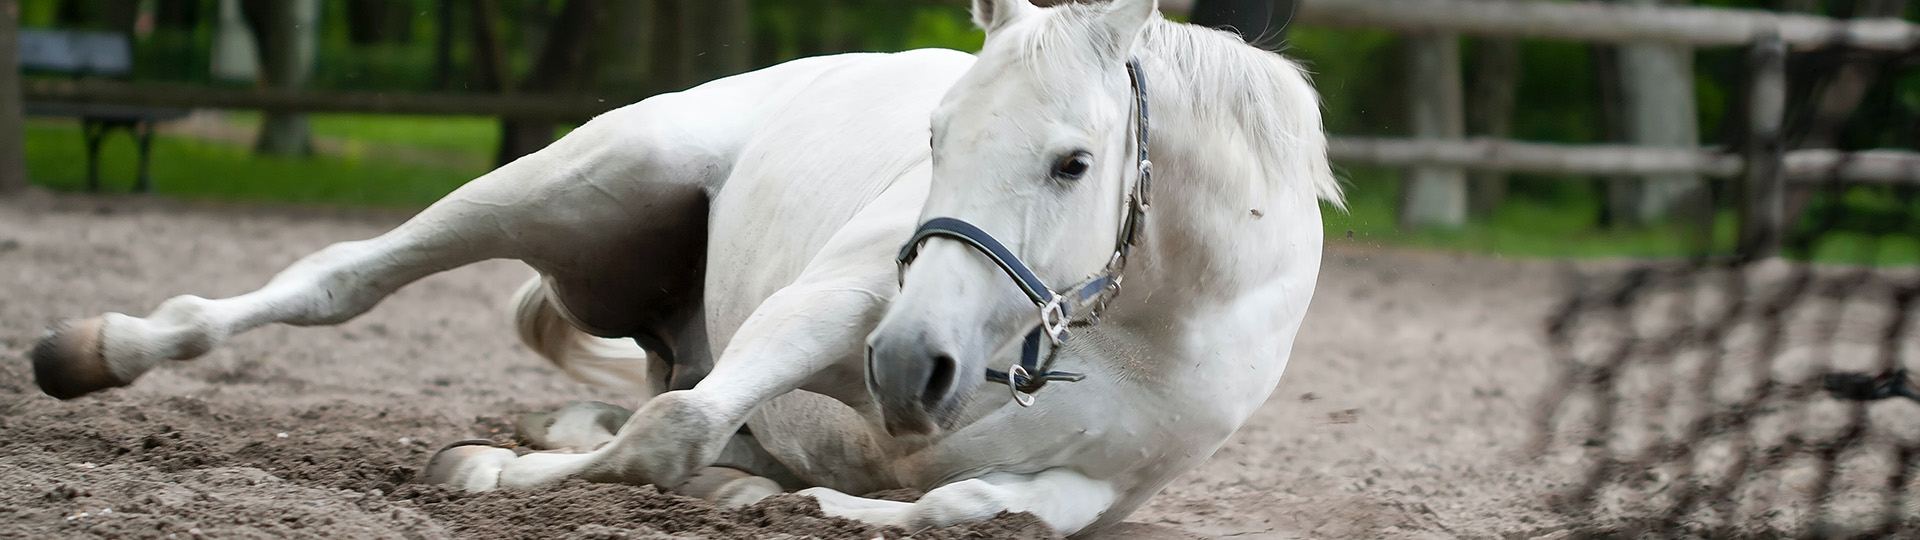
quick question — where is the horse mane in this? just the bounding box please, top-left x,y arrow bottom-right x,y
1005,5 -> 1347,209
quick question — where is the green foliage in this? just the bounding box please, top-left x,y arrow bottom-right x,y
1507,41 -> 1603,142
1284,27 -> 1402,135
16,1 -> 61,27
900,7 -> 985,53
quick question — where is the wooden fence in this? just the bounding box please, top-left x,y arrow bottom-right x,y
1328,139 -> 1920,185
1294,0 -> 1920,256
7,0 -> 1920,250
20,79 -> 619,120
1298,0 -> 1920,50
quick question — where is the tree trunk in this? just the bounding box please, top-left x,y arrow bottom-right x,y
433,0 -> 455,90
0,0 -> 26,195
1189,0 -> 1299,47
55,1 -> 138,34
819,0 -> 859,55
1399,32 -> 1468,229
1781,0 -> 1906,228
1738,36 -> 1787,258
468,0 -> 510,92
1590,44 -> 1637,227
649,0 -> 690,93
596,0 -> 651,94
689,0 -> 752,83
1467,36 -> 1518,217
346,0 -> 413,45
1615,0 -> 1701,223
239,0 -> 319,157
494,0 -> 604,166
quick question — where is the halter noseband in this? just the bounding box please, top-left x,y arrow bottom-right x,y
895,57 -> 1152,407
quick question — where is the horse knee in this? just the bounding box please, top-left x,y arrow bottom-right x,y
590,390 -> 733,487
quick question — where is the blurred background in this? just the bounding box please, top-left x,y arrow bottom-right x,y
0,0 -> 1916,264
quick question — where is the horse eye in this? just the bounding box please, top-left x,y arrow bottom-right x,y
1053,152 -> 1093,180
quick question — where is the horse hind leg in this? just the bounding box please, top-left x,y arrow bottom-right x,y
496,399 -> 793,506
675,467 -> 783,508
31,104 -> 722,400
513,400 -> 632,451
32,225 -> 486,399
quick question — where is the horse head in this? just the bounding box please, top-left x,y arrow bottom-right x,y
868,0 -> 1159,435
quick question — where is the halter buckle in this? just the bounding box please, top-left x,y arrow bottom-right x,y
1007,365 -> 1037,407
1136,160 -> 1153,208
1039,295 -> 1069,345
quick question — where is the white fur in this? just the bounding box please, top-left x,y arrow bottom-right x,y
52,0 -> 1336,535
511,275 -> 665,395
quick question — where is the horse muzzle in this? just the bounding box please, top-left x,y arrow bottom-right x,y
865,322 -> 984,435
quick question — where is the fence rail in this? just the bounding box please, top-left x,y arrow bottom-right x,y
1327,138 -> 1920,185
22,79 -> 622,120
14,0 -> 1918,210
1297,0 -> 1920,50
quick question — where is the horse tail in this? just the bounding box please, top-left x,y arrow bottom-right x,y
510,275 -> 667,397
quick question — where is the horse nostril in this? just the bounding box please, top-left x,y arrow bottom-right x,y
923,353 -> 958,407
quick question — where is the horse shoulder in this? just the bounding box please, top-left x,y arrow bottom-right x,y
701,53 -> 970,347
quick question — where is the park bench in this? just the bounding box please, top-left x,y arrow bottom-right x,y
18,28 -> 188,193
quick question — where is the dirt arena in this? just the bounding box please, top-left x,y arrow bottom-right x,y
1,191 -> 1593,539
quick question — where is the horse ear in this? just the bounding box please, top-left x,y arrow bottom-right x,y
972,0 -> 1031,33
1096,0 -> 1158,58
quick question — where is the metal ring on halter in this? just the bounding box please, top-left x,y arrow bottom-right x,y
1007,364 -> 1036,407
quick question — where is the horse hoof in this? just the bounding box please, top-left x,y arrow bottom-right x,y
422,439 -> 516,491
32,317 -> 127,400
674,467 -> 782,508
514,401 -> 632,450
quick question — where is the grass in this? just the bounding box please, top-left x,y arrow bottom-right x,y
25,118 -> 487,208
1328,165 -> 1728,259
221,111 -> 503,155
22,115 -> 1919,265
1328,165 -> 1920,266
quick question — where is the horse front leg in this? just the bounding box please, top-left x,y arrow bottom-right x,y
473,274 -> 892,492
800,469 -> 1119,536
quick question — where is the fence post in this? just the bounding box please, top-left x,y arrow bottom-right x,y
1616,0 -> 1703,224
1467,35 -> 1518,217
1400,31 -> 1468,229
1738,33 -> 1787,259
0,0 -> 24,196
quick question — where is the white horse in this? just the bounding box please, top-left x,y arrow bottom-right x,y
28,0 -> 1341,535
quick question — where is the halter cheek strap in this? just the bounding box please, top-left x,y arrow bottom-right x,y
894,57 -> 1151,407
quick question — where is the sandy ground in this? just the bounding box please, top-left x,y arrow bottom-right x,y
0,191 -> 1600,539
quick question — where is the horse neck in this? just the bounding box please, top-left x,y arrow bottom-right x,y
1111,86 -> 1328,325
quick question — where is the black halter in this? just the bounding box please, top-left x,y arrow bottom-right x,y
895,57 -> 1152,407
